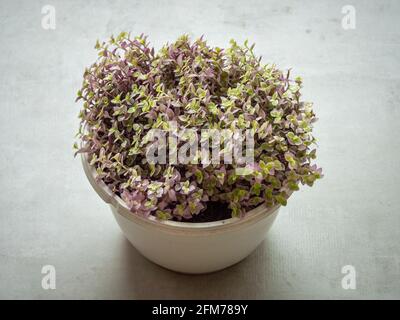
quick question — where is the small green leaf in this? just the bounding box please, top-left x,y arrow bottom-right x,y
251,182 -> 261,196
288,181 -> 299,191
275,194 -> 287,206
128,105 -> 137,113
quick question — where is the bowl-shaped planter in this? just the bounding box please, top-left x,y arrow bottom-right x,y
82,153 -> 281,273
75,34 -> 322,274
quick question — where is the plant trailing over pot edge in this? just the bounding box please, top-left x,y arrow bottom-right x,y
75,33 -> 322,222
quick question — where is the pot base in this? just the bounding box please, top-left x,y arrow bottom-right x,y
111,206 -> 279,274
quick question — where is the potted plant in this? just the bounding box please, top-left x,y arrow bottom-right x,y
75,33 -> 322,274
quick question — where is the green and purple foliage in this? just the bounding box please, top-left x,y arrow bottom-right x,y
75,33 -> 322,221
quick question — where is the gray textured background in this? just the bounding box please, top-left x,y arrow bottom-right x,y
0,0 -> 399,299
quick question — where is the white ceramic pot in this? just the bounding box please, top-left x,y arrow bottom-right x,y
82,154 -> 281,274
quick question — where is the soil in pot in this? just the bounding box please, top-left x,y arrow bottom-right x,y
177,201 -> 231,223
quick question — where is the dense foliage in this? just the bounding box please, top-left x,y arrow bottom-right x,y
76,33 -> 322,221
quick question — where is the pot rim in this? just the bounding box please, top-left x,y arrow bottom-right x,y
81,152 -> 281,233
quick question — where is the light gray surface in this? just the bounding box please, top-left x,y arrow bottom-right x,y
0,0 -> 399,299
